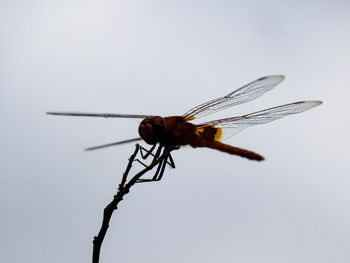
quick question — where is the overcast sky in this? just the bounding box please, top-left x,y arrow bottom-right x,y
1,1 -> 350,262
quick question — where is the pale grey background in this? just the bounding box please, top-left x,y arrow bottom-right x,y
1,1 -> 349,262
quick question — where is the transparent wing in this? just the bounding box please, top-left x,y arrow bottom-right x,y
47,111 -> 153,118
196,101 -> 322,141
85,138 -> 142,151
182,75 -> 285,120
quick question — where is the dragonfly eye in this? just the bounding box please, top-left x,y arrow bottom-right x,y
138,116 -> 166,145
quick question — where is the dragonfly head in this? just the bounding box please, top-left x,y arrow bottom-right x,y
138,116 -> 167,145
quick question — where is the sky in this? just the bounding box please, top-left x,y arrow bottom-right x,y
1,0 -> 350,262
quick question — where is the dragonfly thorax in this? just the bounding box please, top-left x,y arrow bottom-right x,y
138,116 -> 167,145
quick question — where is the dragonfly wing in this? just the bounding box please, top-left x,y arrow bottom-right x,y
85,138 -> 142,151
196,101 -> 322,141
182,75 -> 285,120
47,111 -> 154,118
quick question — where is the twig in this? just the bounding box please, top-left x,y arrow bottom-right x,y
92,144 -> 175,263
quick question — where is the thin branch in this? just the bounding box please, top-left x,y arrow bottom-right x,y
118,145 -> 140,190
92,144 -> 176,263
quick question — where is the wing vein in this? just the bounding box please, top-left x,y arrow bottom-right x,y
182,75 -> 285,120
196,101 -> 322,141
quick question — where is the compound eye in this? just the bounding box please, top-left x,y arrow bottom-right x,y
138,119 -> 158,145
138,117 -> 166,145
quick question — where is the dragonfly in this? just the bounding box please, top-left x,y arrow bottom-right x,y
47,75 -> 322,181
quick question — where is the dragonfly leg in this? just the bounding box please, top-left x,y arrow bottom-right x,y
133,144 -> 158,167
135,145 -> 162,183
139,144 -> 157,159
153,156 -> 168,181
151,145 -> 163,164
136,157 -> 166,183
167,152 -> 176,169
136,151 -> 176,183
136,144 -> 178,166
151,152 -> 177,181
134,159 -> 148,168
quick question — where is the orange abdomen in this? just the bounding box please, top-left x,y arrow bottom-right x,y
164,116 -> 264,161
196,139 -> 264,161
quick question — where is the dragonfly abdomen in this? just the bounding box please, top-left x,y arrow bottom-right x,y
191,136 -> 264,161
